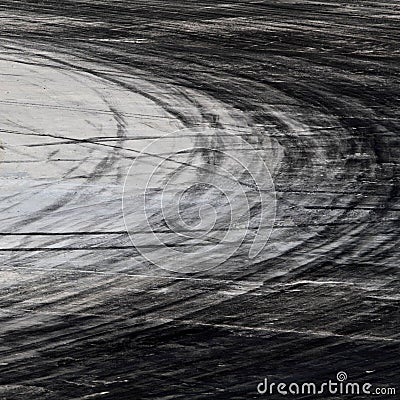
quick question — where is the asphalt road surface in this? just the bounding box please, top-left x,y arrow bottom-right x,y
0,1 -> 399,399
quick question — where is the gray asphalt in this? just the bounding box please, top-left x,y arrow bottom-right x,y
0,1 -> 399,399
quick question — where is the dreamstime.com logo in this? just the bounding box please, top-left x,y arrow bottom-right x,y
122,127 -> 276,273
257,371 -> 396,396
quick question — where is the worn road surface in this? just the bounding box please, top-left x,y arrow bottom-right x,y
0,1 -> 399,399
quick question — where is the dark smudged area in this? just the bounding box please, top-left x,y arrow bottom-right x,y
0,1 -> 399,399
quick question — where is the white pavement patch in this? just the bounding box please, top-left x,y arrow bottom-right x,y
0,42 -> 283,278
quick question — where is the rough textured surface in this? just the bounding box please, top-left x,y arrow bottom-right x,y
0,1 -> 399,399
